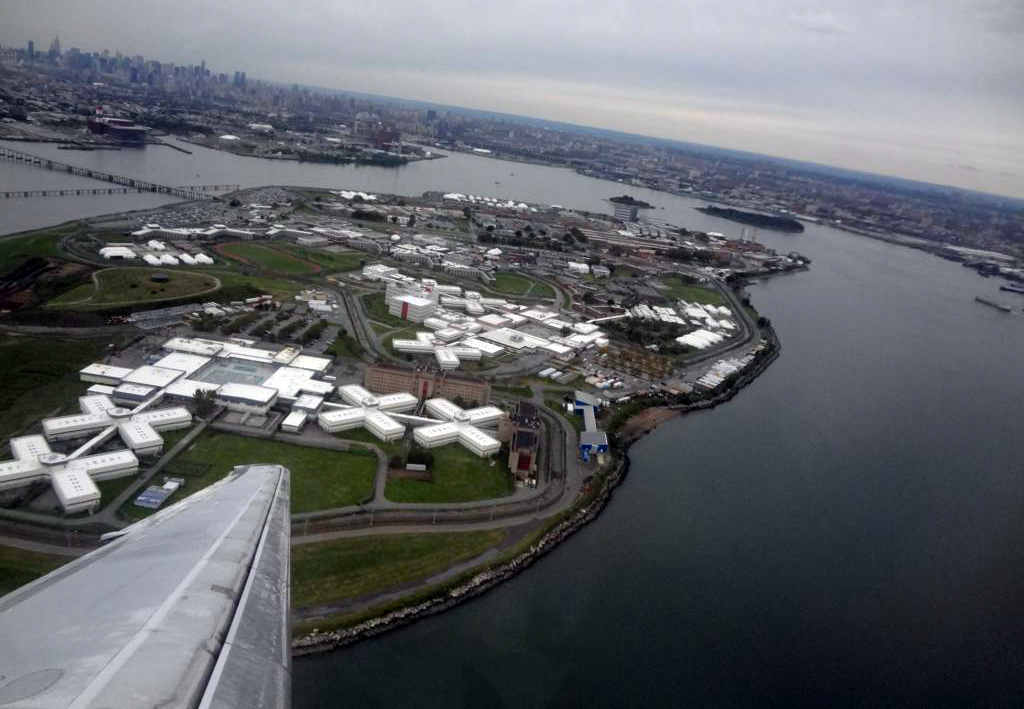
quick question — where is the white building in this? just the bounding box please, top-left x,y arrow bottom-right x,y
281,410 -> 308,434
214,383 -> 278,414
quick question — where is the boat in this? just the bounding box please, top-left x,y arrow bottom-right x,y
974,296 -> 1013,312
999,283 -> 1024,295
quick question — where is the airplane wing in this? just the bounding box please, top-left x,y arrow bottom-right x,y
0,463 -> 291,709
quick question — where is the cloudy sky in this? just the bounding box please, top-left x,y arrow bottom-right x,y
4,0 -> 1023,198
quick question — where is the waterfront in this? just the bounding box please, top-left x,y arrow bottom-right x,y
2,137 -> 766,237
2,143 -> 1023,706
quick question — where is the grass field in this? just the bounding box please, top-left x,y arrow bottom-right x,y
219,243 -> 318,274
0,223 -> 77,275
490,273 -> 556,299
278,246 -> 363,273
384,444 -> 513,503
361,291 -> 407,327
49,268 -> 219,307
0,545 -> 70,597
490,273 -> 533,296
658,276 -> 725,305
210,271 -> 304,298
0,336 -> 107,440
291,530 -> 507,609
120,431 -> 378,520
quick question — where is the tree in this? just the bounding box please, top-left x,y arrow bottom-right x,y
407,214 -> 416,228
194,389 -> 216,417
452,395 -> 467,409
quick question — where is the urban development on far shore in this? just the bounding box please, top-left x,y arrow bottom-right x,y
0,34 -> 1021,670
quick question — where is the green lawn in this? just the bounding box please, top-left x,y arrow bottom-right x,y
0,336 -> 107,440
490,273 -> 533,296
361,291 -> 407,327
220,242 -> 318,274
291,530 -> 507,609
0,545 -> 71,596
278,246 -> 363,273
210,271 -> 304,299
384,444 -> 513,503
49,268 -> 219,307
525,278 -> 556,299
0,224 -> 76,275
119,431 -> 378,520
658,276 -> 726,305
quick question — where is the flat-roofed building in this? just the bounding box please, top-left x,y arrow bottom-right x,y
293,394 -> 324,413
364,364 -> 490,405
50,463 -> 101,515
162,337 -> 225,357
281,410 -> 308,434
214,383 -> 278,414
152,352 -> 211,377
163,378 -> 220,401
123,365 -> 185,389
113,383 -> 157,406
80,363 -> 133,386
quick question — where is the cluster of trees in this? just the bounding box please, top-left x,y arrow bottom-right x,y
298,318 -> 328,345
220,311 -> 263,336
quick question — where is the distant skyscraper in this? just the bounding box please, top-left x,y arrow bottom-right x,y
49,35 -> 61,57
27,40 -> 34,60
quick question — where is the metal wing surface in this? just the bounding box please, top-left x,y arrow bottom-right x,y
0,463 -> 291,709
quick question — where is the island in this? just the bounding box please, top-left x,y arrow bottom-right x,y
0,181 -> 806,658
696,205 -> 804,232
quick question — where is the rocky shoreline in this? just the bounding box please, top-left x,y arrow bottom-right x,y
292,329 -> 780,657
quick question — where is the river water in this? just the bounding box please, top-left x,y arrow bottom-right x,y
3,141 -> 1023,706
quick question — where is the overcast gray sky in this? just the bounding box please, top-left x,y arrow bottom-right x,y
4,0 -> 1023,198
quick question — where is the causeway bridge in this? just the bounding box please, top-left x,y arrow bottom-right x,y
0,146 -> 231,201
1,184 -> 240,199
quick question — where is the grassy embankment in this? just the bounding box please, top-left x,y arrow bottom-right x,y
658,276 -> 725,305
291,530 -> 507,611
219,242 -> 318,274
119,431 -> 377,521
277,246 -> 363,273
384,443 -> 513,504
48,268 -> 220,308
0,546 -> 70,597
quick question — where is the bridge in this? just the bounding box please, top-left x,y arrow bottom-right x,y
0,183 -> 241,199
0,146 -> 227,201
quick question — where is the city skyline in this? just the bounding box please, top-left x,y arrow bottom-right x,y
2,0 -> 1023,200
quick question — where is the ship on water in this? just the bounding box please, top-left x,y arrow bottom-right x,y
974,296 -> 1014,313
999,283 -> 1024,295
